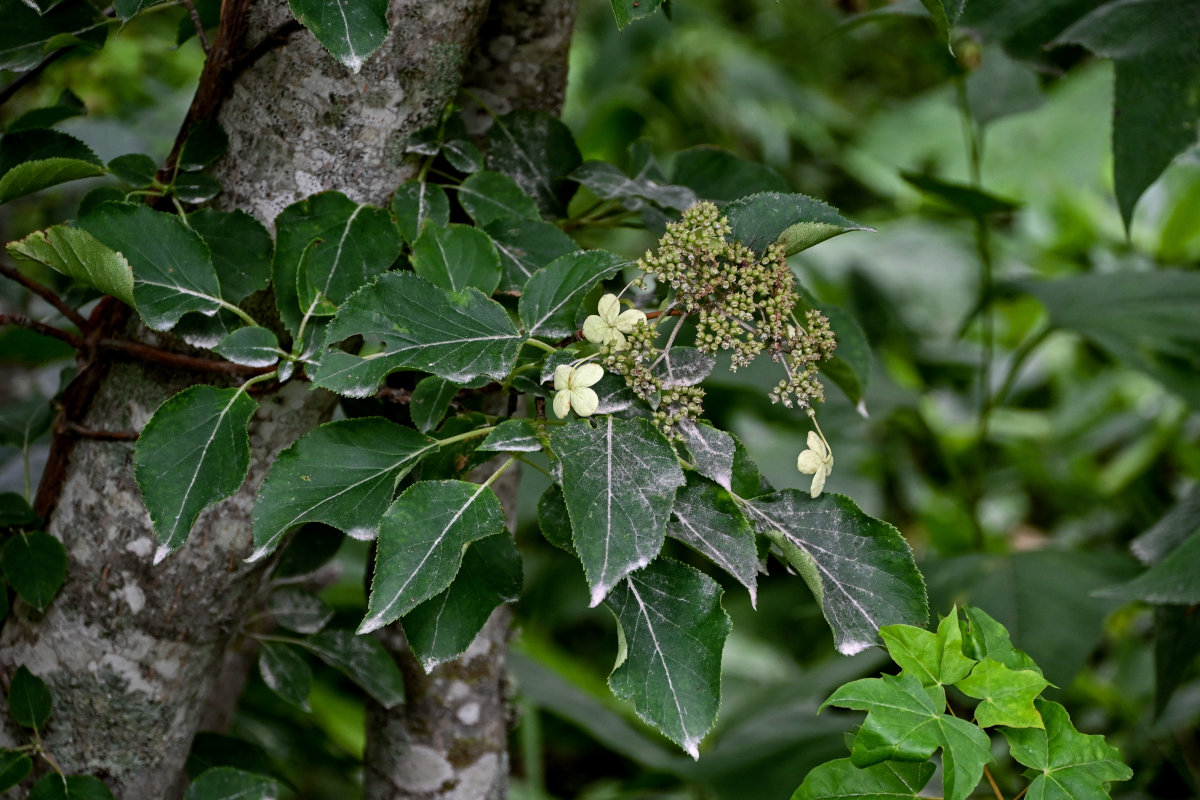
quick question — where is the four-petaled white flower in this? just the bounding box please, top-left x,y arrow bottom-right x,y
553,363 -> 604,418
796,430 -> 833,498
582,293 -> 647,350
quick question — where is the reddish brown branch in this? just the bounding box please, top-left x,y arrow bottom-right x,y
98,338 -> 272,376
0,313 -> 83,348
0,262 -> 88,329
60,421 -> 139,441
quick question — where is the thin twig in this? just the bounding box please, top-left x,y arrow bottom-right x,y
0,314 -> 83,348
376,386 -> 414,405
60,421 -> 139,441
179,0 -> 211,52
98,338 -> 272,376
982,765 -> 1006,800
0,262 -> 88,329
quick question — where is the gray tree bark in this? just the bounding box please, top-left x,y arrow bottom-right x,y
0,0 -> 512,795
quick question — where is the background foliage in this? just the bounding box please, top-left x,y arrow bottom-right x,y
1,0 -> 1197,798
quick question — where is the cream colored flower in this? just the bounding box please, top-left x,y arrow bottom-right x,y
796,430 -> 833,498
582,293 -> 647,350
553,363 -> 604,418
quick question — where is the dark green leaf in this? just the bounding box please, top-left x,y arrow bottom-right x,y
28,774 -> 114,800
134,386 -> 257,561
918,0 -> 961,47
0,749 -> 33,792
879,612 -> 976,688
537,483 -> 574,552
113,0 -> 169,20
747,490 -> 928,655
0,158 -> 104,204
485,217 -> 580,294
79,202 -> 224,331
957,0 -> 1105,63
214,327 -> 281,368
792,758 -> 936,800
185,733 -> 279,782
610,0 -> 664,29
653,347 -> 715,388
485,110 -> 581,217
957,605 -> 1042,675
184,767 -> 281,800
966,45 -> 1044,126
178,120 -> 228,171
251,418 -> 437,558
0,0 -> 104,72
1154,604 -> 1200,715
0,493 -> 40,528
825,673 -> 990,800
416,412 -> 494,480
458,170 -> 542,226
404,532 -> 522,670
479,418 -> 543,452
312,272 -> 524,394
410,223 -> 502,295
551,417 -> 685,605
391,180 -> 449,243
287,0 -> 388,73
1096,528 -> 1200,604
670,146 -> 788,203
7,90 -> 86,133
0,128 -> 100,174
569,160 -> 696,212
606,558 -> 731,758
901,172 -> 1019,217
0,395 -> 53,448
2,530 -> 68,611
409,376 -> 459,434
301,630 -> 405,707
361,479 -> 508,633
258,642 -> 312,710
956,658 -> 1049,728
7,225 -> 136,307
1132,484 -> 1200,565
268,587 -> 334,634
443,134 -> 484,174
726,192 -> 872,257
8,665 -> 52,730
667,477 -> 759,602
106,153 -> 159,186
1021,270 -> 1200,405
1002,700 -> 1132,798
273,523 -> 344,578
818,303 -> 872,411
171,172 -> 223,204
519,250 -> 627,339
176,0 -> 220,44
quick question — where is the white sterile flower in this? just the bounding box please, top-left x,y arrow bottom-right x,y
796,430 -> 834,498
552,363 -> 604,418
582,293 -> 647,350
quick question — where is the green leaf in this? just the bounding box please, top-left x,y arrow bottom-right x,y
1097,528 -> 1200,604
825,674 -> 990,800
442,132 -> 484,173
185,733 -> 279,782
27,774 -> 114,800
901,171 -> 1019,217
519,250 -> 627,339
258,642 -> 312,710
361,479 -> 508,633
391,180 -> 449,243
606,558 -> 731,758
8,665 -> 52,730
747,490 -> 928,655
0,0 -> 104,72
409,376 -> 459,434
300,630 -> 405,708
1132,484 -> 1200,565
251,418 -> 437,559
107,153 -> 159,186
288,0 -> 389,73
273,523 -> 344,578
0,749 -> 33,792
312,272 -> 524,394
485,217 -> 581,294
569,160 -> 696,212
188,208 -> 274,304
178,120 -> 228,171
171,171 -> 222,204
670,146 -> 789,203
958,605 -> 1042,675
2,530 -> 68,611
135,386 -> 257,561
879,611 -> 976,688
0,157 -> 104,204
404,532 -> 522,670
610,0 -> 664,29
725,192 -> 873,257
78,202 -> 224,331
7,225 -> 135,307
956,658 -> 1049,728
667,477 -> 759,603
0,395 -> 53,449
268,587 -> 334,634
458,170 -> 542,226
817,303 -> 872,411
1056,0 -> 1200,228
479,418 -> 543,452
918,0 -> 962,47
1003,700 -> 1132,799
410,223 -> 502,295
1025,270 -> 1200,404
0,128 -> 99,173
551,417 -> 685,605
0,493 -> 40,528
652,347 -> 715,388
536,483 -> 574,552
7,90 -> 86,133
214,327 -> 281,368
486,110 -> 581,217
184,767 -> 281,800
113,0 -> 169,20
791,758 -> 936,800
